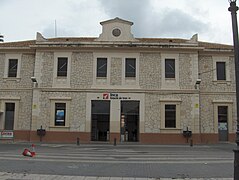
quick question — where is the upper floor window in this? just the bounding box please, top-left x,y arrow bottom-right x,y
55,103 -> 66,126
165,59 -> 175,78
57,57 -> 68,77
165,104 -> 176,128
216,62 -> 226,80
8,59 -> 18,77
125,58 -> 136,77
97,58 -> 107,77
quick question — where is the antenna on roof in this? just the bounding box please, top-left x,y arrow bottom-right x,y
55,20 -> 57,37
0,34 -> 4,42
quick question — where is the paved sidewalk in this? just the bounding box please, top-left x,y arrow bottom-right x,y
0,172 -> 233,180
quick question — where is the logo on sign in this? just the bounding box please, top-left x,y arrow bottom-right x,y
103,93 -> 109,99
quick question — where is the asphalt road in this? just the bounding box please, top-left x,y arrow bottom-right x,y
0,143 -> 235,179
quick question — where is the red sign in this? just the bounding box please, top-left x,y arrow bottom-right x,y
103,93 -> 109,99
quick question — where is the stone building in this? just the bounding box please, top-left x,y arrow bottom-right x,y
0,18 -> 236,144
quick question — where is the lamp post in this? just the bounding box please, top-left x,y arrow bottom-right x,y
228,0 -> 239,179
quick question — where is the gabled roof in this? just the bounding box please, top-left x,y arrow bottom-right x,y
100,17 -> 133,26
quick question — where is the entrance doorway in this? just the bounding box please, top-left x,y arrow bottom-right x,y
218,106 -> 228,141
5,103 -> 15,130
120,101 -> 139,142
91,100 -> 110,141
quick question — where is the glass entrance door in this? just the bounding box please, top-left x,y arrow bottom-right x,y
120,101 -> 139,142
91,100 -> 110,141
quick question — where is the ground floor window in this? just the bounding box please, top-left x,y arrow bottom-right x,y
165,105 -> 176,128
160,100 -> 181,130
55,103 -> 66,126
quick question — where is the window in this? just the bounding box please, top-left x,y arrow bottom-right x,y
165,104 -> 176,128
55,103 -> 66,126
57,57 -> 68,77
97,58 -> 107,77
165,59 -> 175,78
216,62 -> 226,80
125,58 -> 136,77
8,59 -> 18,77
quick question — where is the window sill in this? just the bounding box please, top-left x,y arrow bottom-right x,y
96,77 -> 107,79
3,77 -> 21,82
213,80 -> 231,85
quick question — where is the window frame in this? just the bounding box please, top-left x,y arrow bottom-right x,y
49,98 -> 71,128
125,58 -> 136,78
216,62 -> 226,81
8,59 -> 18,78
57,57 -> 68,77
212,56 -> 230,82
4,54 -> 22,79
165,59 -> 175,79
160,100 -> 181,131
165,104 -> 176,128
54,103 -> 66,126
96,58 -> 107,78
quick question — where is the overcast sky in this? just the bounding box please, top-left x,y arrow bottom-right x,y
0,0 -> 234,45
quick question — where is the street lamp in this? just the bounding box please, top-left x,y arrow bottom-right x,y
228,0 -> 239,179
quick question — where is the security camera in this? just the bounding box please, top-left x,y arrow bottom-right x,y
31,77 -> 37,83
196,79 -> 201,85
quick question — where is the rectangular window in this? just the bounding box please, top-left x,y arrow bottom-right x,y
4,103 -> 15,130
165,104 -> 176,128
57,57 -> 68,77
55,103 -> 66,126
165,59 -> 175,78
125,58 -> 136,77
97,58 -> 107,77
216,62 -> 226,80
8,59 -> 18,77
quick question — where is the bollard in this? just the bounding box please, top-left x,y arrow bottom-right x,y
77,137 -> 80,146
190,139 -> 193,147
114,138 -> 117,146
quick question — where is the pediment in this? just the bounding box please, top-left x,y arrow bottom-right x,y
96,17 -> 138,42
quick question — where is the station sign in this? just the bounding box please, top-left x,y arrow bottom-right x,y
103,93 -> 131,100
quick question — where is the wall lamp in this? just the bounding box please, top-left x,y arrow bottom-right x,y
31,77 -> 38,87
194,79 -> 201,89
31,77 -> 37,83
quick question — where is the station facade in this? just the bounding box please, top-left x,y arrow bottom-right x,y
0,18 -> 236,144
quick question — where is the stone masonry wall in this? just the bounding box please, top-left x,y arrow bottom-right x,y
38,91 -> 87,131
144,93 -> 194,133
0,53 -> 34,130
139,53 -> 161,89
110,57 -> 122,86
39,52 -> 54,88
179,53 -> 193,89
198,55 -> 236,92
200,94 -> 236,133
71,52 -> 93,88
0,91 -> 32,130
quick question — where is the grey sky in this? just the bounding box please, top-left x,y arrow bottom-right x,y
0,0 -> 233,44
